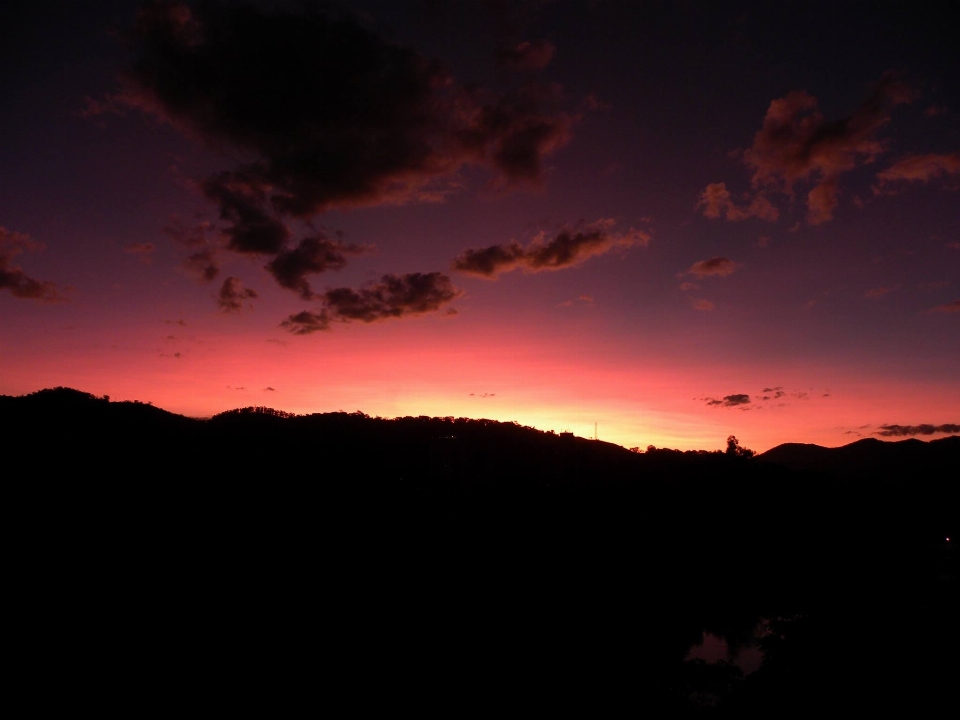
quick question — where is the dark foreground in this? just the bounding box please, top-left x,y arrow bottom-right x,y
5,388 -> 957,711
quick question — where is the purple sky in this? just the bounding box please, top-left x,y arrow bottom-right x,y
2,0 -> 958,450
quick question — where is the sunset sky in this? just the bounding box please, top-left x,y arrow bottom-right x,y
2,0 -> 958,451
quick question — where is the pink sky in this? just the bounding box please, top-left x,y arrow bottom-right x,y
2,1 -> 958,451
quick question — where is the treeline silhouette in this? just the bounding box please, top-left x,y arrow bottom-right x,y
4,387 -> 957,710
4,386 -> 956,520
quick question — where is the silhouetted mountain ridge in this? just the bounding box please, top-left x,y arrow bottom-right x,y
759,435 -> 960,478
6,388 -> 957,711
3,387 -> 957,520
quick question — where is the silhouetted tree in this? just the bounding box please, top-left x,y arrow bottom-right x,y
726,435 -> 755,458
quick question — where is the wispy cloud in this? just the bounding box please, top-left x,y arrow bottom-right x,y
696,182 -> 778,222
124,242 -> 155,255
704,73 -> 917,225
864,286 -> 895,298
685,257 -> 739,278
0,227 -> 63,302
874,152 -> 960,193
454,219 -> 648,278
183,247 -> 220,283
927,300 -> 960,314
703,394 -> 751,408
164,219 -> 222,283
759,387 -> 786,401
218,277 -> 258,313
875,423 -> 960,437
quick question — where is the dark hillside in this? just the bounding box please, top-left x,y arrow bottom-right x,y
3,388 -> 957,711
4,387 -> 957,522
2,387 -> 202,444
759,435 -> 960,478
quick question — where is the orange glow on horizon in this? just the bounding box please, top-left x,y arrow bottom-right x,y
3,313 -> 957,453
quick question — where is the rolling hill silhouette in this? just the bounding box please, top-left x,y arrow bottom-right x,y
760,435 -> 960,478
4,387 -> 957,710
3,386 -> 957,520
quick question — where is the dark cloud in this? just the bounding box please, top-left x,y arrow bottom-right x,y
875,423 -> 960,437
217,276 -> 257,313
323,272 -> 460,322
281,272 -> 461,334
266,234 -> 368,299
199,171 -> 290,254
928,300 -> 960,313
874,153 -> 960,192
105,1 -> 575,261
696,182 -> 779,222
264,387 -> 275,392
686,257 -> 739,278
0,227 -> 62,302
498,40 -> 556,72
454,242 -> 525,277
715,73 -> 918,225
704,394 -> 751,408
924,104 -> 948,117
453,219 -> 648,278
